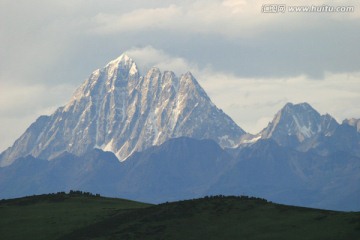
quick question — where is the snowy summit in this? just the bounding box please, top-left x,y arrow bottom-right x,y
0,54 -> 245,166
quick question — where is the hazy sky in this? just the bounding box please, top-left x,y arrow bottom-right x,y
1,0 -> 360,151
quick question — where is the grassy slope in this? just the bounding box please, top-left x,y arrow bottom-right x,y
61,196 -> 360,240
0,193 -> 151,240
1,194 -> 359,240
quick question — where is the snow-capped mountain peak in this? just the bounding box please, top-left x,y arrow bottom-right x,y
105,53 -> 139,77
0,53 -> 245,166
106,53 -> 136,69
257,102 -> 338,146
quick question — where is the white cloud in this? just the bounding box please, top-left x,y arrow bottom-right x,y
199,71 -> 360,133
122,47 -> 360,134
0,82 -> 75,152
90,1 -> 264,36
93,5 -> 182,33
125,46 -> 198,76
90,0 -> 360,37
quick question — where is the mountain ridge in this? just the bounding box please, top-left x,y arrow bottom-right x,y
0,54 -> 245,166
2,54 -> 358,166
1,136 -> 359,211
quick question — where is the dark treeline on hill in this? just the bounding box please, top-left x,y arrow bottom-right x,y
0,190 -> 102,204
160,194 -> 270,205
1,193 -> 359,240
68,190 -> 101,197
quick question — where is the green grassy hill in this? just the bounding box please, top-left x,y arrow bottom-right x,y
0,192 -> 150,240
1,193 -> 359,240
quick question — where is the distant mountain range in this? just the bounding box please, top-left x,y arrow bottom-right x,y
0,54 -> 359,211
